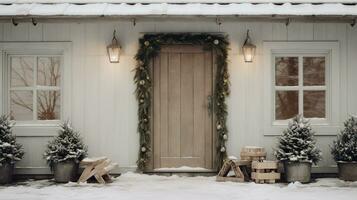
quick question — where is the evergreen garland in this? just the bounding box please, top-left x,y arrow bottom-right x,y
134,33 -> 230,171
44,121 -> 88,170
275,115 -> 322,164
0,115 -> 24,166
331,116 -> 357,162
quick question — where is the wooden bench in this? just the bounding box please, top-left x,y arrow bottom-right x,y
216,159 -> 250,182
78,157 -> 118,184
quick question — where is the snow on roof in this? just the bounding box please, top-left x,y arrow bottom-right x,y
0,2 -> 357,16
1,1 -> 357,3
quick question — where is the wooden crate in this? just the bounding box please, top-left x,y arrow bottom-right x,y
240,146 -> 266,162
251,161 -> 280,184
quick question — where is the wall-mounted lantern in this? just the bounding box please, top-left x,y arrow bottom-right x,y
107,30 -> 121,63
242,30 -> 256,63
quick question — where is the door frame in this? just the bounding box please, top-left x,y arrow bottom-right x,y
134,33 -> 230,173
147,44 -> 217,172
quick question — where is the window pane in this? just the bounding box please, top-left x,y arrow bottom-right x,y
37,90 -> 61,120
10,91 -> 33,120
37,57 -> 61,86
303,57 -> 325,86
304,91 -> 326,118
275,57 -> 299,86
10,56 -> 34,87
275,91 -> 299,120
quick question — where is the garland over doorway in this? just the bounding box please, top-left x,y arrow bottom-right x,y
134,33 -> 230,171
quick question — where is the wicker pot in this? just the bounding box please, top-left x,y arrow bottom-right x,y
337,161 -> 357,181
53,160 -> 78,183
0,163 -> 14,184
284,161 -> 312,183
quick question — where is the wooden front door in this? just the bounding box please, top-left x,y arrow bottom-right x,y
153,45 -> 214,170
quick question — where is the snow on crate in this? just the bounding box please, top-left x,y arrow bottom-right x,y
0,173 -> 356,200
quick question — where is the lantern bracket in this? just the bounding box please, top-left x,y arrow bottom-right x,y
351,18 -> 356,27
216,17 -> 222,26
243,30 -> 251,46
111,30 -> 119,46
132,18 -> 136,27
11,18 -> 18,26
32,18 -> 37,26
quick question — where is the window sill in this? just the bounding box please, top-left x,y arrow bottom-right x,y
13,124 -> 60,137
14,121 -> 61,127
272,118 -> 330,126
263,124 -> 340,136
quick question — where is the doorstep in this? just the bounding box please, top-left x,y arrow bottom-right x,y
146,168 -> 217,177
145,171 -> 218,177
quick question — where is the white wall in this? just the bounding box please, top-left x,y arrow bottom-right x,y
0,19 -> 356,174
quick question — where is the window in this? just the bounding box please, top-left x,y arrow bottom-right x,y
274,55 -> 327,120
263,42 -> 340,135
9,56 -> 62,121
0,42 -> 71,130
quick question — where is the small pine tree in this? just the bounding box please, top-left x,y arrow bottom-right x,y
0,115 -> 24,166
44,121 -> 87,169
331,116 -> 357,162
275,115 -> 321,164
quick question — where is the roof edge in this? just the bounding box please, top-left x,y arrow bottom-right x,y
1,0 -> 357,4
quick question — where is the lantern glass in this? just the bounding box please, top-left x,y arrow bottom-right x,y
107,45 -> 120,63
107,30 -> 121,63
242,30 -> 256,63
242,44 -> 256,62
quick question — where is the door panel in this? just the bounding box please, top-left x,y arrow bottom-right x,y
153,45 -> 213,170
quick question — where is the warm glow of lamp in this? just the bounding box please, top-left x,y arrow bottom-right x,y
242,30 -> 256,63
107,30 -> 121,63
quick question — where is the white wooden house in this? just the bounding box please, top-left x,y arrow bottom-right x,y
0,0 -> 356,175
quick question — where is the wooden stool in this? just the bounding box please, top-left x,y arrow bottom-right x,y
78,157 -> 118,184
251,161 -> 280,184
216,159 -> 250,182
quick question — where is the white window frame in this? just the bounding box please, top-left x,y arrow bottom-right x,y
273,53 -> 329,123
263,42 -> 340,136
0,42 -> 72,136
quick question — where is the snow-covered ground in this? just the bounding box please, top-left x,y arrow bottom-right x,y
0,172 -> 356,200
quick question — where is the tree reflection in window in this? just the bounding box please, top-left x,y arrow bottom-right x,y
9,56 -> 61,121
274,56 -> 326,120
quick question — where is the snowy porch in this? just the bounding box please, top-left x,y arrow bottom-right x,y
1,172 -> 356,200
0,0 -> 356,177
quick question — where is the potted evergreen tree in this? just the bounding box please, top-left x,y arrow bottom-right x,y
331,116 -> 357,181
275,115 -> 321,183
0,115 -> 24,184
44,121 -> 87,183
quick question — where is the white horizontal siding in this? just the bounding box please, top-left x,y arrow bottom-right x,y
0,19 -> 356,174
